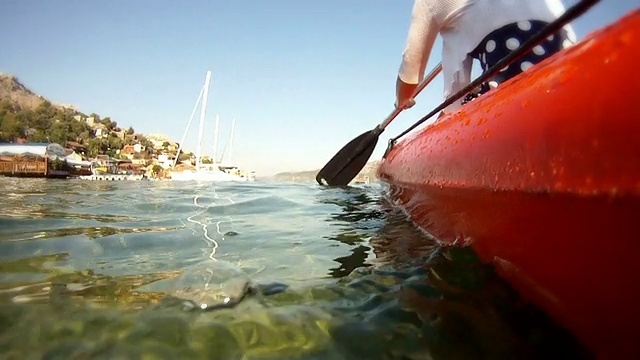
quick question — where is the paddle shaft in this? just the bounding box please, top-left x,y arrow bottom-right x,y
380,62 -> 443,131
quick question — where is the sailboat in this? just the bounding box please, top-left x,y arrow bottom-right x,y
211,115 -> 256,182
170,70 -> 250,182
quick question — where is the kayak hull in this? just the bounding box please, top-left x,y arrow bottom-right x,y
378,9 -> 640,359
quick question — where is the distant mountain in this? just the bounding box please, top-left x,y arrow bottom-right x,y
0,73 -> 75,111
271,160 -> 381,183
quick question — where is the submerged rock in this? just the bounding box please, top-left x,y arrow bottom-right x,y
170,260 -> 252,311
168,260 -> 289,311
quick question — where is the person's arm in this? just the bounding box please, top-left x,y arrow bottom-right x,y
395,78 -> 418,110
396,0 -> 440,109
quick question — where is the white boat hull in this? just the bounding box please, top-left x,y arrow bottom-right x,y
170,169 -> 247,182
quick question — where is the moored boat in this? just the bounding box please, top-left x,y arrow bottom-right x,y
170,71 -> 252,182
378,9 -> 640,359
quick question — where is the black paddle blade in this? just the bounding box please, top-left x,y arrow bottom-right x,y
316,129 -> 380,186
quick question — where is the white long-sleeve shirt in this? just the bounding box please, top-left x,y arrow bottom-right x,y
398,0 -> 577,112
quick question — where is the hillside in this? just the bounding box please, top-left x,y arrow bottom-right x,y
0,73 -> 76,112
0,72 -> 152,157
272,160 -> 381,183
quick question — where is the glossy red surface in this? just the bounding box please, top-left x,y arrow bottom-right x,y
378,9 -> 640,359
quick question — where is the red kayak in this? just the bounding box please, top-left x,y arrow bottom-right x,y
378,9 -> 640,359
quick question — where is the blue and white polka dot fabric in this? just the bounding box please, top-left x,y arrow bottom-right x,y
463,20 -> 575,103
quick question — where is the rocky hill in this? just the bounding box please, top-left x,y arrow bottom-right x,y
271,160 -> 381,183
0,72 -> 150,156
0,73 -> 75,111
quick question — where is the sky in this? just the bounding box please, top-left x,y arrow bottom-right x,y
0,0 -> 637,176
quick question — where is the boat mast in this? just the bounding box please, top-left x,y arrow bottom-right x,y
196,70 -> 212,171
228,118 -> 235,163
173,84 -> 204,168
213,113 -> 220,164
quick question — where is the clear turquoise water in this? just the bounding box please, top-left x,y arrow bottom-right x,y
0,178 -> 589,359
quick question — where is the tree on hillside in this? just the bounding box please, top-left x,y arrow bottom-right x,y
47,122 -> 70,144
0,116 -> 23,139
13,108 -> 34,126
151,165 -> 162,177
178,152 -> 191,161
77,130 -> 91,144
33,101 -> 57,124
87,138 -> 107,157
0,100 -> 14,115
126,126 -> 135,135
106,138 -> 124,158
139,136 -> 154,149
100,117 -> 118,131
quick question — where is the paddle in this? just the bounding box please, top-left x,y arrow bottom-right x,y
315,63 -> 443,186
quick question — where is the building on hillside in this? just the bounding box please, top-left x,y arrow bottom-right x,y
148,139 -> 164,150
165,142 -> 178,153
157,153 -> 177,168
120,144 -> 145,160
65,148 -> 82,162
64,148 -> 92,176
65,141 -> 87,157
54,103 -> 77,111
92,124 -> 108,138
145,133 -> 178,152
113,130 -> 126,140
121,145 -> 136,159
72,115 -> 96,126
117,160 -> 147,175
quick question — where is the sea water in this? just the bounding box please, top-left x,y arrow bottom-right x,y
0,177 -> 589,359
